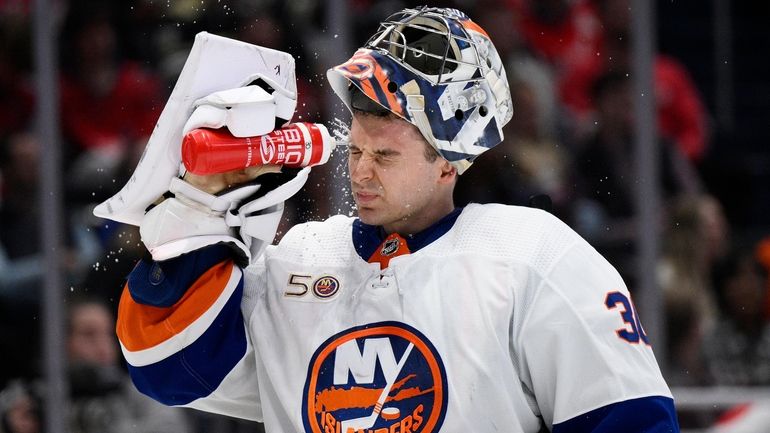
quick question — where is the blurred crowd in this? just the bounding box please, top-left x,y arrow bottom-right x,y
0,0 -> 768,432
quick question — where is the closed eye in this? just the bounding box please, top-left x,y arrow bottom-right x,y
348,144 -> 400,164
373,149 -> 400,158
348,144 -> 362,156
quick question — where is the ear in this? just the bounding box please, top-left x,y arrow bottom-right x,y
437,159 -> 457,184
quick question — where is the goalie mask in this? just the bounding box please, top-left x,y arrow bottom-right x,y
327,6 -> 513,174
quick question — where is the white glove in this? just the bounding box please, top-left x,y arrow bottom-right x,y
182,73 -> 297,138
141,73 -> 303,265
226,167 -> 309,261
92,33 -> 298,227
140,168 -> 309,266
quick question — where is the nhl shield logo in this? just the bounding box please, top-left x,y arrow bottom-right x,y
302,322 -> 447,433
380,238 -> 400,256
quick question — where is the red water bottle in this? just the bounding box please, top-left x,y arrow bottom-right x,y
182,122 -> 335,175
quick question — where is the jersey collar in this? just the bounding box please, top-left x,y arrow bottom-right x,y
352,207 -> 463,268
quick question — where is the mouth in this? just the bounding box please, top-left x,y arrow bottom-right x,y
353,191 -> 379,204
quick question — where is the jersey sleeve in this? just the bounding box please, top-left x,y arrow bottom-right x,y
511,215 -> 679,432
116,244 -> 263,421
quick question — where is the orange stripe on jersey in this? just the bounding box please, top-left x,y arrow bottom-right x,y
117,260 -> 234,352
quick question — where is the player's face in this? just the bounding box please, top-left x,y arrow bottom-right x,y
348,114 -> 455,235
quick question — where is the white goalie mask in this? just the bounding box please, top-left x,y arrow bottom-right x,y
327,6 -> 513,174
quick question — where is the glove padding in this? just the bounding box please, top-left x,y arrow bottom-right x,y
227,167 -> 310,262
140,167 -> 309,266
182,73 -> 297,139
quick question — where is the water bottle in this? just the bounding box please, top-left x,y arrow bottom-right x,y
182,122 -> 335,175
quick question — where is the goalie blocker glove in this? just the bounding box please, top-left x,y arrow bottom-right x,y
139,73 -> 312,266
140,167 -> 309,267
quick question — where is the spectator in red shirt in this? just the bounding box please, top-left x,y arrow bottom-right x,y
60,9 -> 163,151
559,0 -> 710,162
507,0 -> 603,73
58,5 -> 165,202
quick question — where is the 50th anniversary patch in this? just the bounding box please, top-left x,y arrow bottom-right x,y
302,322 -> 447,433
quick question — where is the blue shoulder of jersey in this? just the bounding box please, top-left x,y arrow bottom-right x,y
552,396 -> 679,433
121,244 -> 247,406
127,244 -> 234,307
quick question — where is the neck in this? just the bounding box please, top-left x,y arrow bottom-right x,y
383,197 -> 455,236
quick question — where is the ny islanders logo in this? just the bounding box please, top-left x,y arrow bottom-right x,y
313,276 -> 340,298
302,322 -> 447,433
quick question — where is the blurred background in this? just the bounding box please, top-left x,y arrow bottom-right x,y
0,0 -> 768,432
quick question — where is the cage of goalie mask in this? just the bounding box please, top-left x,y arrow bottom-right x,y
327,7 -> 513,174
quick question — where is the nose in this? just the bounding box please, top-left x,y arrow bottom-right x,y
350,153 -> 375,184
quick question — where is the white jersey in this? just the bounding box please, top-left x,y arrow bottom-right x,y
117,203 -> 675,433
